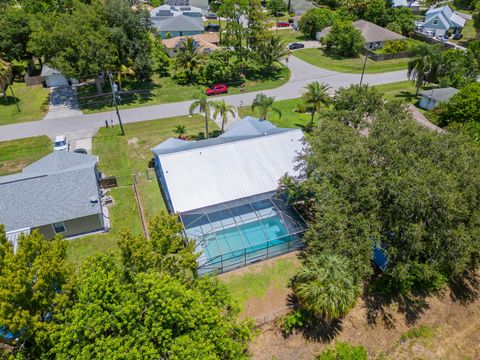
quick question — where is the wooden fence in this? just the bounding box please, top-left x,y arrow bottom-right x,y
24,75 -> 43,86
364,48 -> 416,62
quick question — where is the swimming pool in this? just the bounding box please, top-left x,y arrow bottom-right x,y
202,216 -> 289,260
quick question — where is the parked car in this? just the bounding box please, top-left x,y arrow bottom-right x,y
205,23 -> 221,32
453,33 -> 463,40
277,22 -> 291,28
53,135 -> 69,152
205,13 -> 218,19
73,148 -> 88,155
436,34 -> 449,42
288,42 -> 305,50
205,84 -> 228,96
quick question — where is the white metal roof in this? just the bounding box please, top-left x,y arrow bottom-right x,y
157,129 -> 304,213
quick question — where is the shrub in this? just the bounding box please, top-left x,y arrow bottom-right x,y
383,40 -> 408,54
173,70 -> 189,85
280,309 -> 305,335
400,325 -> 435,341
316,342 -> 368,360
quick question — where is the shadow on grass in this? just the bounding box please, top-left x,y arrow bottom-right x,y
449,270 -> 480,305
0,95 -> 21,107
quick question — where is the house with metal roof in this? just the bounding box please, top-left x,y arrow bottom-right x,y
0,152 -> 106,249
391,0 -> 420,11
419,87 -> 459,110
421,5 -> 465,36
152,117 -> 306,274
316,20 -> 407,50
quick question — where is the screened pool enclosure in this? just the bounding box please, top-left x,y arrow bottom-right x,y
179,192 -> 306,275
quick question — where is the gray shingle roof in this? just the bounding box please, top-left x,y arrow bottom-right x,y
0,152 -> 102,232
157,14 -> 204,32
318,20 -> 406,43
420,87 -> 459,102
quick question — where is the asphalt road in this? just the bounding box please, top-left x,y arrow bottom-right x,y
0,56 -> 408,142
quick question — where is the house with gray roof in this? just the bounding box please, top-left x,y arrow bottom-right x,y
316,20 -> 406,50
153,14 -> 204,38
0,152 -> 105,248
420,5 -> 465,36
419,87 -> 459,110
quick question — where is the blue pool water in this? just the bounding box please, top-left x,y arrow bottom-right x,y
203,216 -> 289,260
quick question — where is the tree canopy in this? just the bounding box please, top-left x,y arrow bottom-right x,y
298,8 -> 339,39
321,21 -> 364,57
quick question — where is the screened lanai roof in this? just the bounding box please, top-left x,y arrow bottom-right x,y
152,117 -> 304,213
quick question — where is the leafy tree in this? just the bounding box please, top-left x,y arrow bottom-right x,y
200,50 -> 239,84
407,43 -> 443,94
322,21 -> 364,57
298,8 -> 339,39
51,254 -> 252,359
438,82 -> 480,127
267,0 -> 286,16
383,39 -> 409,53
175,37 -> 202,82
252,93 -> 281,120
189,93 -> 214,138
150,36 -> 171,77
474,3 -> 480,40
383,7 -> 415,36
363,0 -> 386,25
255,34 -> 289,71
437,48 -> 480,88
386,21 -> 402,34
302,81 -> 331,126
0,59 -> 12,99
0,227 -> 73,357
289,101 -> 480,295
0,7 -> 32,62
294,253 -> 360,319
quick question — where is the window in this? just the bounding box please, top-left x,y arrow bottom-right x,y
52,222 -> 66,234
432,19 -> 439,25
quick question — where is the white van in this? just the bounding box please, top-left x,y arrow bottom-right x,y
53,135 -> 69,152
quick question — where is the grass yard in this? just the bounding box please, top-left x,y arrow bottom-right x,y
238,98 -> 311,128
0,83 -> 49,125
66,115 -> 218,266
77,67 -> 290,114
219,253 -> 300,316
293,48 -> 410,74
0,136 -> 51,176
275,29 -> 308,44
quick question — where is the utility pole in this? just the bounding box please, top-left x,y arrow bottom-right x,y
359,50 -> 369,86
107,71 -> 125,136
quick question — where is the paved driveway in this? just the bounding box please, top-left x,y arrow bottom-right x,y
43,86 -> 83,120
0,56 -> 408,142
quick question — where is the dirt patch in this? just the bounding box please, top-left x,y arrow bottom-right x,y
249,279 -> 480,360
127,137 -> 139,147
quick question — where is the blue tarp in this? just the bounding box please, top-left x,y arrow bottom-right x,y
373,246 -> 389,272
0,326 -> 23,341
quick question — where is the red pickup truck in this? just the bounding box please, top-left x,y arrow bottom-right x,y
205,84 -> 228,96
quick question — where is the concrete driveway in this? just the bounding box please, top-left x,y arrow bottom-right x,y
0,56 -> 408,142
43,86 -> 83,120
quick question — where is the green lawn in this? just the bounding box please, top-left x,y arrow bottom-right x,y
66,115 -> 218,266
220,256 -> 300,309
238,98 -> 311,128
0,83 -> 49,125
0,136 -> 51,176
293,48 -> 410,74
275,29 -> 309,44
77,67 -> 290,114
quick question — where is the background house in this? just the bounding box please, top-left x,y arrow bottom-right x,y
152,117 -> 306,275
162,33 -> 219,57
0,152 -> 106,249
419,87 -> 458,110
391,0 -> 421,11
40,64 -> 69,87
153,14 -> 204,38
316,20 -> 406,50
421,5 -> 465,36
165,0 -> 209,10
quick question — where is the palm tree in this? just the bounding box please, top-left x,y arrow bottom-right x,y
251,93 -> 281,120
407,44 -> 443,95
116,62 -> 135,90
212,100 -> 236,132
257,34 -> 290,71
0,59 -> 12,100
189,93 -> 213,138
175,37 -> 201,81
302,81 -> 331,126
294,253 -> 360,320
173,124 -> 186,138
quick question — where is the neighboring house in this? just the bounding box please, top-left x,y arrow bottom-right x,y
421,5 -> 465,36
162,33 -> 220,57
152,117 -> 306,275
316,20 -> 406,50
391,0 -> 420,11
165,0 -> 209,10
154,14 -> 204,38
150,4 -> 202,23
0,152 -> 106,250
419,87 -> 459,110
285,0 -> 316,15
40,64 -> 69,87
